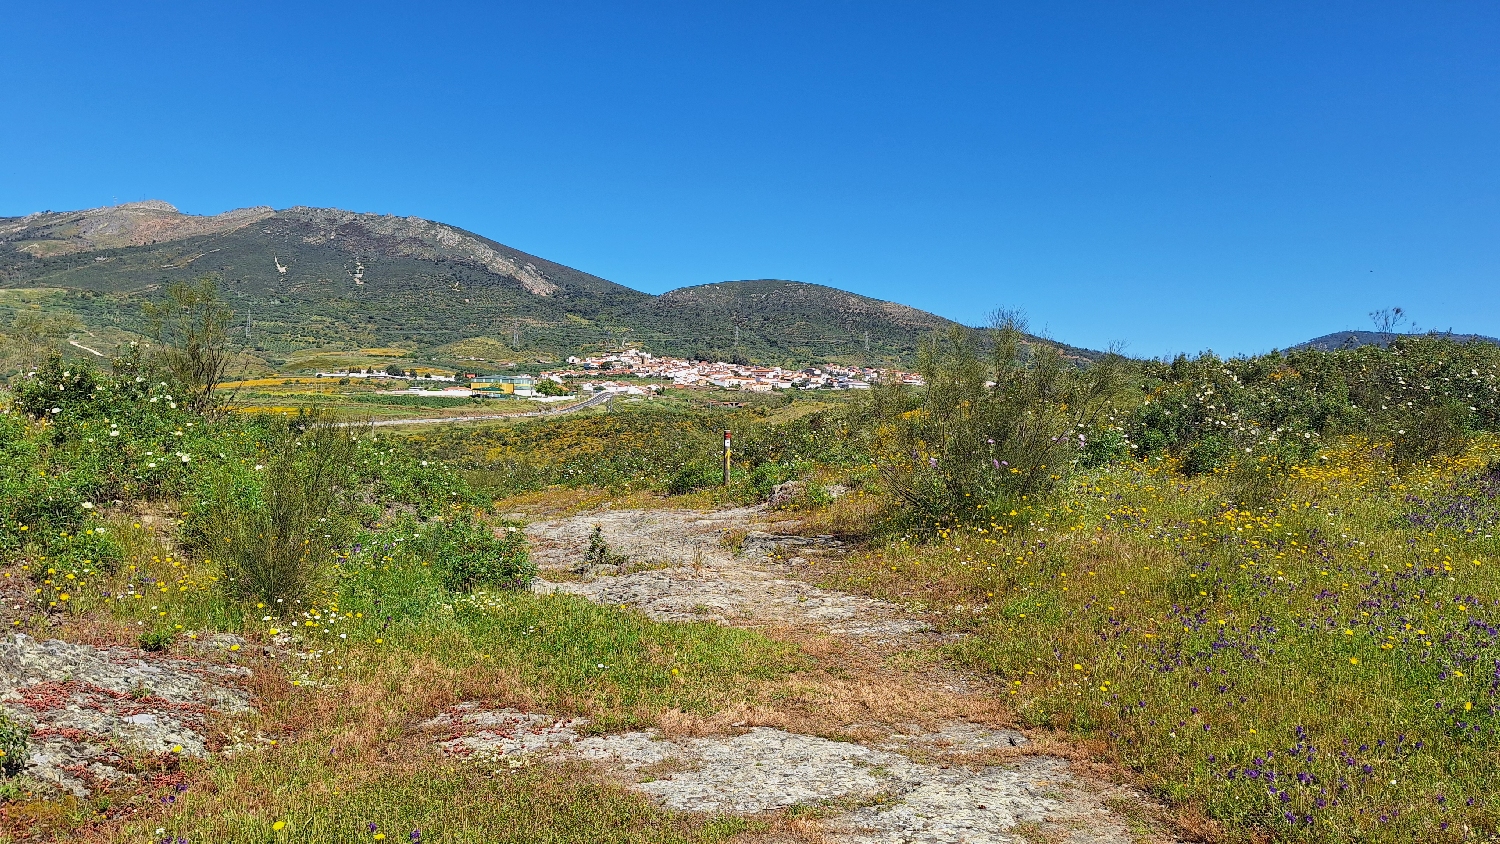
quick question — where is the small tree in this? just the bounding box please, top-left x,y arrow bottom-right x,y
869,314 -> 1126,528
535,378 -> 571,396
143,277 -> 236,415
1370,307 -> 1413,335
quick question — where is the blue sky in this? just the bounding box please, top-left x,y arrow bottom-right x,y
2,1 -> 1496,357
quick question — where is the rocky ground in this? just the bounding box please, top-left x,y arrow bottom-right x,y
446,504 -> 1187,844
527,506 -> 929,639
0,502 -> 1182,840
0,633 -> 252,796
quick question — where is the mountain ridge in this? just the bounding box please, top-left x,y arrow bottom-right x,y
0,200 -> 1033,369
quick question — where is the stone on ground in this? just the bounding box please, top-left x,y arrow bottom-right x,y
0,634 -> 251,795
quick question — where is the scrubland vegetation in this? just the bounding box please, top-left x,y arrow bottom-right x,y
0,292 -> 796,841
2,288 -> 1500,841
414,324 -> 1500,842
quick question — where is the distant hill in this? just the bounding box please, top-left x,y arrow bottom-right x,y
0,201 -> 1093,371
1296,330 -> 1500,352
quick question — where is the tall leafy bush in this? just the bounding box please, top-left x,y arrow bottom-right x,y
869,319 -> 1126,527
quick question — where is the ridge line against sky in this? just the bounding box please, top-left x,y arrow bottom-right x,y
1,1 -> 1496,358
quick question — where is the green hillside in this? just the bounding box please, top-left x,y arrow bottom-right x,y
0,201 -> 1089,371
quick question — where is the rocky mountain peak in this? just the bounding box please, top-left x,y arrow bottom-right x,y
1,201 -> 274,258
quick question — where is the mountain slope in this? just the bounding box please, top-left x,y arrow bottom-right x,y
0,200 -> 1086,369
0,200 -> 274,257
631,279 -> 1098,364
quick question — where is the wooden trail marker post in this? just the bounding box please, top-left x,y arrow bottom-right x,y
722,430 -> 732,487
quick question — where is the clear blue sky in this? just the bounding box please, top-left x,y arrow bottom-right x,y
2,2 -> 1496,357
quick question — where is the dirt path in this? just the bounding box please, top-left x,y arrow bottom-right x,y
432,505 -> 1186,843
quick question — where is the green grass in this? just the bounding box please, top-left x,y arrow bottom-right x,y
445,593 -> 799,728
105,571 -> 793,843
89,511 -> 799,730
125,755 -> 753,844
41,506 -> 797,843
826,438 -> 1500,841
347,394 -> 483,408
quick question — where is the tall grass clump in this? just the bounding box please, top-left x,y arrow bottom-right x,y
186,411 -> 361,603
865,317 -> 1126,529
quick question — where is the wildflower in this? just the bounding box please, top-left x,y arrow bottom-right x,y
273,821 -> 285,831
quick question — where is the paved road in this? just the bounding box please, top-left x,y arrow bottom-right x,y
362,390 -> 615,427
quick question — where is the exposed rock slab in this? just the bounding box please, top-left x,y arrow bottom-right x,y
0,634 -> 251,795
516,506 -> 1175,842
526,508 -> 926,638
421,703 -> 587,759
432,710 -> 1132,844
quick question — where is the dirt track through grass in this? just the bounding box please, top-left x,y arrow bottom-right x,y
502,503 -> 1185,844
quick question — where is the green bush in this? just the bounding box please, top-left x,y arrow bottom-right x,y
423,514 -> 534,591
1078,425 -> 1132,468
582,525 -> 628,569
1389,398 -> 1472,465
667,462 -> 722,495
364,443 -> 472,517
868,321 -> 1127,527
745,461 -> 800,500
187,412 -> 361,604
12,355 -> 100,424
1126,337 -> 1500,470
138,628 -> 175,652
0,710 -> 28,776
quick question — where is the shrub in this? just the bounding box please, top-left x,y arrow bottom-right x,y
138,628 -> 175,652
869,320 -> 1127,527
12,355 -> 100,424
666,462 -> 722,495
365,444 -> 472,517
1126,337 -> 1500,471
0,710 -> 27,776
189,412 -> 361,604
582,525 -> 628,569
1389,399 -> 1472,465
143,277 -> 237,416
425,514 -> 534,591
745,461 -> 800,500
1078,425 -> 1132,468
